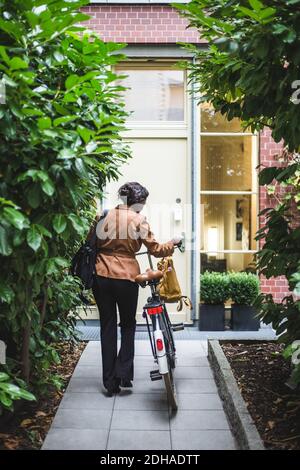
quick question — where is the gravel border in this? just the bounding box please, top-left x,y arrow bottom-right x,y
208,340 -> 265,450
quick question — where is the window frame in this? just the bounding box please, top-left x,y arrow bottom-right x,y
115,62 -> 188,128
199,118 -> 259,266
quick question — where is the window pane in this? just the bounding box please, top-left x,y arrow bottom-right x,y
201,102 -> 249,133
200,253 -> 256,273
201,135 -> 253,191
200,194 -> 257,252
116,69 -> 185,121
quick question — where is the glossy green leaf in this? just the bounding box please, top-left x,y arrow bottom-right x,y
37,117 -> 52,130
68,214 -> 86,236
0,392 -> 13,408
26,226 -> 42,251
41,179 -> 55,196
10,57 -> 28,70
18,389 -> 36,401
0,284 -> 14,303
53,214 -> 67,234
0,373 -> 10,382
3,207 -> 27,230
65,74 -> 79,90
27,185 -> 41,209
0,226 -> 12,256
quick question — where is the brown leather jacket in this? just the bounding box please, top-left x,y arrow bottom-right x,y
94,204 -> 174,282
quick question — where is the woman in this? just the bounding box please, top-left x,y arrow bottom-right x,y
92,182 -> 181,396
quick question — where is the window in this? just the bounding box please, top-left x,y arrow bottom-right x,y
116,66 -> 185,122
200,104 -> 258,273
201,102 -> 250,133
200,195 -> 257,252
201,136 -> 253,191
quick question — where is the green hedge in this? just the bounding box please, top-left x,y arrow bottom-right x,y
228,272 -> 260,306
200,272 -> 229,305
200,271 -> 260,306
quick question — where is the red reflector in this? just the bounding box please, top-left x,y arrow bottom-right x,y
147,305 -> 163,315
156,338 -> 164,351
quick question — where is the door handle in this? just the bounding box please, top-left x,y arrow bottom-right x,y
178,232 -> 186,253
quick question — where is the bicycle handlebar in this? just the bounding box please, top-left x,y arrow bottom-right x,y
136,244 -> 182,257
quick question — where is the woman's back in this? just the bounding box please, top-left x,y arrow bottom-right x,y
95,204 -> 174,282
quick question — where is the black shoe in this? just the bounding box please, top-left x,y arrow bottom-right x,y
120,379 -> 133,388
106,386 -> 121,397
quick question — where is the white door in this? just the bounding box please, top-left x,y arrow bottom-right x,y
104,137 -> 191,324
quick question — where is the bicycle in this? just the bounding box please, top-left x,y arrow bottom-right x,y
135,246 -> 184,411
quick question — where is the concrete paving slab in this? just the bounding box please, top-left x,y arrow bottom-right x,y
43,428 -> 108,450
51,408 -> 112,430
60,392 -> 114,411
72,365 -> 102,378
114,392 -> 168,411
66,377 -> 102,393
128,379 -> 166,394
171,430 -> 236,450
174,366 -> 213,379
107,430 -> 171,450
176,393 -> 224,410
175,378 -> 218,394
111,410 -> 169,431
169,409 -> 230,431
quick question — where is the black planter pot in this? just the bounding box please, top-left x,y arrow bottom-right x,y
232,304 -> 260,331
199,304 -> 225,331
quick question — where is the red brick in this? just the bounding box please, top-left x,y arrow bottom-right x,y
80,5 -> 201,44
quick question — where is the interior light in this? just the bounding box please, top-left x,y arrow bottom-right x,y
207,226 -> 218,257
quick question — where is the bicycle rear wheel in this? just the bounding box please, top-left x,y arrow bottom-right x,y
163,371 -> 178,410
161,321 -> 178,410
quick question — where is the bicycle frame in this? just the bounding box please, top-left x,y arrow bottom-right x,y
136,248 -> 183,410
138,251 -> 177,375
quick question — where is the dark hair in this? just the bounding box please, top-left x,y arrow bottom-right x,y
118,182 -> 149,206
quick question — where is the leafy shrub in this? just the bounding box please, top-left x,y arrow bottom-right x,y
0,372 -> 35,412
176,0 -> 300,383
200,271 -> 229,305
0,0 -> 130,410
228,272 -> 260,306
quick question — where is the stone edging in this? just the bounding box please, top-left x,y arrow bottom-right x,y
208,340 -> 265,450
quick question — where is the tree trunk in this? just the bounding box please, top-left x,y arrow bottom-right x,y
40,284 -> 48,328
21,321 -> 31,383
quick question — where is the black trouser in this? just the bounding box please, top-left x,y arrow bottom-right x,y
92,276 -> 139,390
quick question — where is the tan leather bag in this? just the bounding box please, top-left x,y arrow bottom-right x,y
157,257 -> 193,312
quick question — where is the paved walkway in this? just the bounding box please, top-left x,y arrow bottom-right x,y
42,340 -> 237,450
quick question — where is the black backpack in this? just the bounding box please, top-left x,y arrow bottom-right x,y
70,210 -> 108,290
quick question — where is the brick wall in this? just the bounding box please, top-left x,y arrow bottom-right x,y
81,4 -> 202,43
259,128 -> 290,301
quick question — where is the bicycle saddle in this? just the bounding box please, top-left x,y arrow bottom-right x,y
135,269 -> 163,284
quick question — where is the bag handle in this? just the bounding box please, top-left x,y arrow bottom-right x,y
177,296 -> 193,312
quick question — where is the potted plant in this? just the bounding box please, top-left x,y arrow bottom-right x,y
228,272 -> 260,331
199,272 -> 229,331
